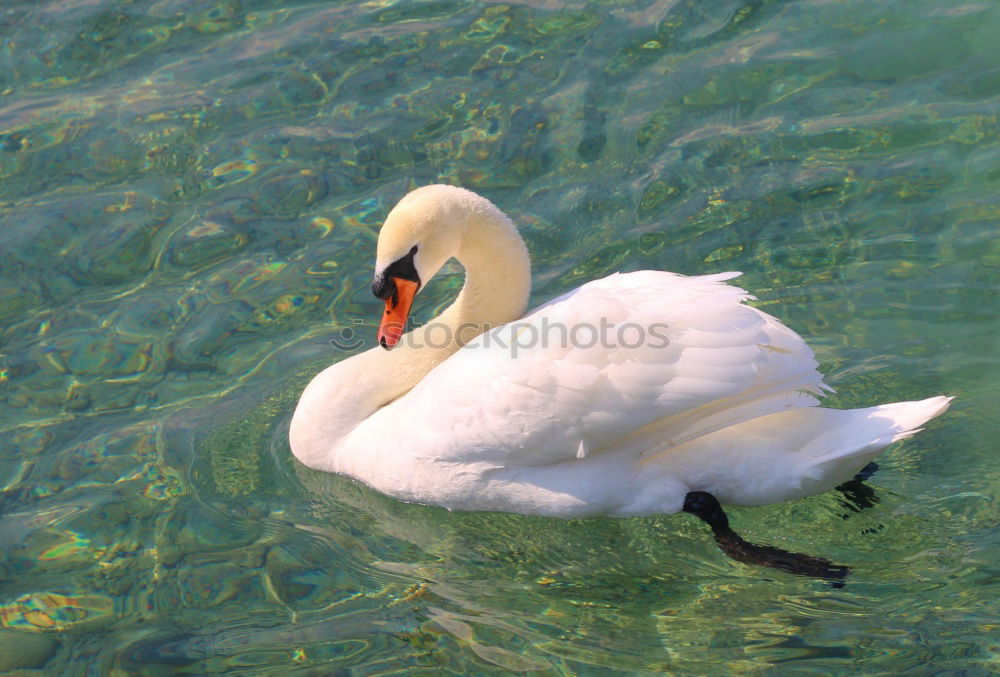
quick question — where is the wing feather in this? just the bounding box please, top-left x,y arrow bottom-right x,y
401,271 -> 829,468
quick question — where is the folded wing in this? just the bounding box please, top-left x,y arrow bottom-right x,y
401,271 -> 831,468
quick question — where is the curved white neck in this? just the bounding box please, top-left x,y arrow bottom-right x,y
289,202 -> 531,472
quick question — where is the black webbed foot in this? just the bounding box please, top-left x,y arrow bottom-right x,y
836,461 -> 882,515
683,491 -> 849,585
835,478 -> 880,514
853,461 -> 879,482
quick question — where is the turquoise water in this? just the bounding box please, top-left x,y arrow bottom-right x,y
0,0 -> 997,673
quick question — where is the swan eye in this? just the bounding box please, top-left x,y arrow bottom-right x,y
372,246 -> 421,299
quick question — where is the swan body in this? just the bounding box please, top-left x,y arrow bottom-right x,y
290,185 -> 951,518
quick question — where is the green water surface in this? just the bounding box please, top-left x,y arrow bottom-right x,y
0,0 -> 997,674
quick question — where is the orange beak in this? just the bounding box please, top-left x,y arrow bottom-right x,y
377,278 -> 419,349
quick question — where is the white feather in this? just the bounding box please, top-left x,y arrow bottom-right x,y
289,186 -> 952,518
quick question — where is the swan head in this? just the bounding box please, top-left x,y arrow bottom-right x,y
371,185 -> 488,349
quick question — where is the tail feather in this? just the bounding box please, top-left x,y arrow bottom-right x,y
881,395 -> 954,443
806,396 -> 953,487
812,395 -> 953,462
669,395 -> 954,507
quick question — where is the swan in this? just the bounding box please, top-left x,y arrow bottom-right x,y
290,184 -> 951,580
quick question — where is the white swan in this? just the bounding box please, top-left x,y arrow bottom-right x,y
290,185 -> 950,530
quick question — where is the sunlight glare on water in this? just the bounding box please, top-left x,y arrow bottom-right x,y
0,0 -> 997,673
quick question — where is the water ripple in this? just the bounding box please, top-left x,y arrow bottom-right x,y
0,0 -> 995,673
